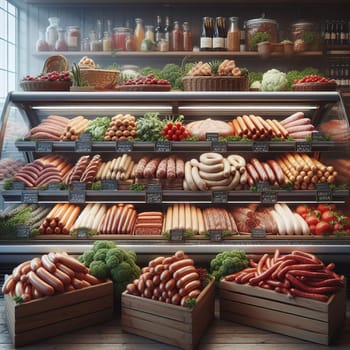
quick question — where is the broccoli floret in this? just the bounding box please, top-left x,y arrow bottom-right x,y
210,249 -> 249,283
80,250 -> 95,267
92,240 -> 116,253
105,247 -> 125,269
89,260 -> 110,280
93,248 -> 109,262
110,261 -> 133,283
127,250 -> 137,262
160,63 -> 183,90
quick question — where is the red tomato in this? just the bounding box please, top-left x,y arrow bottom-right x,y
305,215 -> 319,226
295,205 -> 310,216
321,210 -> 337,223
333,223 -> 344,232
314,221 -> 332,235
309,224 -> 317,235
316,204 -> 336,213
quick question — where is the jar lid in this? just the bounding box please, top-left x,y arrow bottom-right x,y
291,21 -> 316,28
246,17 -> 277,27
113,27 -> 131,32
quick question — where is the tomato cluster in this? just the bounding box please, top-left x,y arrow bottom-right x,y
123,74 -> 170,86
295,204 -> 350,235
294,75 -> 335,84
161,121 -> 190,141
23,71 -> 71,82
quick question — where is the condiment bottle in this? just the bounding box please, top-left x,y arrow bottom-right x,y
200,17 -> 214,51
55,29 -> 68,51
145,25 -> 155,42
134,18 -> 145,51
67,26 -> 80,51
36,29 -> 49,52
183,21 -> 193,51
46,17 -> 59,51
102,31 -> 112,51
163,16 -> 171,47
172,21 -> 183,51
155,15 -> 163,47
89,30 -> 100,51
227,17 -> 240,51
213,17 -> 227,51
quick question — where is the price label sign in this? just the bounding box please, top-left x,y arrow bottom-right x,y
76,228 -> 89,239
36,141 -> 53,152
75,140 -> 92,153
101,179 -> 118,190
206,133 -> 219,142
47,182 -> 61,191
16,225 -> 30,239
22,190 -> 38,203
212,191 -> 228,203
146,183 -> 162,203
312,132 -> 325,141
69,182 -> 86,203
252,142 -> 269,152
155,141 -> 171,152
260,191 -> 277,204
256,181 -> 270,192
251,227 -> 266,239
12,181 -> 25,190
211,141 -> 227,152
295,142 -> 312,153
117,141 -> 133,152
169,229 -> 184,242
209,229 -> 223,242
316,183 -> 332,201
79,133 -> 92,141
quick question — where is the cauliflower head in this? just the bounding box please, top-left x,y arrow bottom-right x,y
261,69 -> 289,91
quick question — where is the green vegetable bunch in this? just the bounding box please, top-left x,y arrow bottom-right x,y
159,63 -> 184,90
136,112 -> 165,141
210,249 -> 249,284
78,240 -> 141,300
85,116 -> 111,141
250,32 -> 271,50
0,204 -> 32,238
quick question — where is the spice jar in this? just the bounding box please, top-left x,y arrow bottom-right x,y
67,26 -> 81,51
145,25 -> 155,42
172,21 -> 184,51
90,30 -> 100,51
246,15 -> 278,51
183,22 -> 193,51
102,31 -> 112,51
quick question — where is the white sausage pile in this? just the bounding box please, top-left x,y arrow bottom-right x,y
126,250 -> 205,306
184,153 -> 247,191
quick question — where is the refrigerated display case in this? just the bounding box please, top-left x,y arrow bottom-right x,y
0,90 -> 350,264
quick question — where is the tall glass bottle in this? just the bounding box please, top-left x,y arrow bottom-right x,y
200,17 -> 214,51
36,29 -> 49,52
163,16 -> 171,50
183,21 -> 193,51
155,15 -> 163,45
172,21 -> 183,51
213,17 -> 226,51
227,17 -> 240,51
46,17 -> 60,51
134,18 -> 145,51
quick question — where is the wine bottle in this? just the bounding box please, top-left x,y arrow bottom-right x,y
200,17 -> 214,51
213,16 -> 227,51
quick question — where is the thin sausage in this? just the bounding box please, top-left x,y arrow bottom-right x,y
28,271 -> 55,296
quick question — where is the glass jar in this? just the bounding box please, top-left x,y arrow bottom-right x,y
145,25 -> 155,42
46,17 -> 60,51
134,18 -> 145,51
81,37 -> 90,51
36,29 -> 49,52
227,17 -> 240,51
102,31 -> 112,51
183,22 -> 193,51
291,21 -> 320,50
246,15 -> 278,51
90,30 -> 100,51
159,38 -> 169,52
113,27 -> 132,51
172,21 -> 183,51
55,29 -> 68,51
66,26 -> 81,51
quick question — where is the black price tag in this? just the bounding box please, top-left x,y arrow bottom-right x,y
252,142 -> 269,152
209,229 -> 223,241
16,225 -> 30,239
76,228 -> 89,239
256,181 -> 270,192
12,181 -> 25,190
251,227 -> 266,239
212,191 -> 228,203
295,142 -> 312,153
146,191 -> 162,203
22,190 -> 38,203
36,141 -> 52,152
316,190 -> 332,202
75,141 -> 92,152
117,141 -> 133,152
169,229 -> 184,242
155,141 -> 171,152
316,183 -> 331,191
211,141 -> 227,152
206,133 -> 219,142
260,191 -> 277,204
101,179 -> 118,190
79,133 -> 92,141
69,183 -> 86,203
312,132 -> 325,141
47,182 -> 61,191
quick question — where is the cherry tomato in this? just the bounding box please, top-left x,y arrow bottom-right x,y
321,210 -> 337,223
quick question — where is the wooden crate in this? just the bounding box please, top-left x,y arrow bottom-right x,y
121,278 -> 215,350
219,280 -> 346,345
5,280 -> 114,347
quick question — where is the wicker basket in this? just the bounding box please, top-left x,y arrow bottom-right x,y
43,55 -> 69,73
20,80 -> 71,91
182,76 -> 249,91
79,69 -> 120,89
119,84 -> 171,91
292,81 -> 337,91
